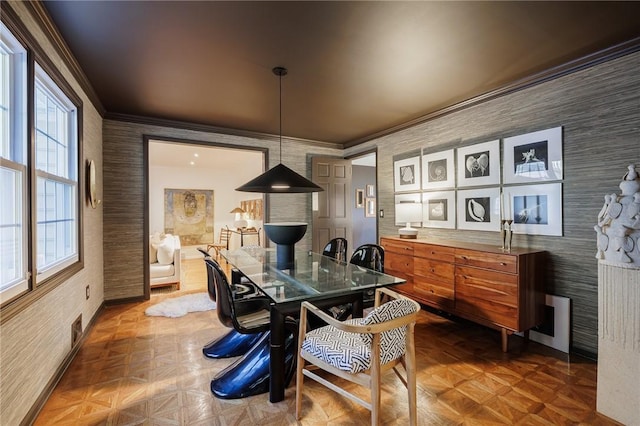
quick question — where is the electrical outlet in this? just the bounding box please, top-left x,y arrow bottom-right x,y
85,285 -> 90,300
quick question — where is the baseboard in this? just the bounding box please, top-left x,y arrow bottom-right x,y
21,303 -> 105,426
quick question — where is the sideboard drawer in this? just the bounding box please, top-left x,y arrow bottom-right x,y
455,265 -> 518,306
385,251 -> 414,279
381,238 -> 415,256
414,243 -> 455,263
455,248 -> 517,274
414,281 -> 454,310
414,258 -> 454,285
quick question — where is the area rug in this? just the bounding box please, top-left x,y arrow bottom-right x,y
145,292 -> 216,318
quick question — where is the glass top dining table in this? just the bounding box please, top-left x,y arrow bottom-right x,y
220,246 -> 405,402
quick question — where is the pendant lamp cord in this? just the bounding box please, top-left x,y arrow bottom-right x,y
279,71 -> 282,164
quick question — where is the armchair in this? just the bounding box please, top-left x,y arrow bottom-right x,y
295,287 -> 420,425
149,234 -> 181,289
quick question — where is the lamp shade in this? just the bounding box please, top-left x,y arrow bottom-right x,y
396,202 -> 423,223
236,67 -> 323,194
230,207 -> 245,214
396,202 -> 422,239
236,163 -> 323,193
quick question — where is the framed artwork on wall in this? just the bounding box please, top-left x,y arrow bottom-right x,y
394,156 -> 421,192
504,183 -> 563,236
355,189 -> 364,208
422,191 -> 455,229
366,184 -> 375,197
422,148 -> 455,190
456,187 -> 501,231
365,198 -> 376,217
240,198 -> 263,220
456,140 -> 500,188
164,188 -> 214,244
503,126 -> 563,184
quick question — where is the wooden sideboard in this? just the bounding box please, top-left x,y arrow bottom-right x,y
381,236 -> 546,352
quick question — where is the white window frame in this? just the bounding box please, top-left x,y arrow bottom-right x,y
34,62 -> 79,283
0,22 -> 28,304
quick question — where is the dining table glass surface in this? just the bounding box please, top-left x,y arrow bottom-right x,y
220,246 -> 405,303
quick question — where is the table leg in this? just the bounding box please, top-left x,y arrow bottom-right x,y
352,294 -> 364,318
269,305 -> 285,403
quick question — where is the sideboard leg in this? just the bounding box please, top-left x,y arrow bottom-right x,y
501,328 -> 508,352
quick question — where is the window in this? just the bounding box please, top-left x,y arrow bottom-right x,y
0,22 -> 28,304
1,19 -> 81,307
34,63 -> 78,282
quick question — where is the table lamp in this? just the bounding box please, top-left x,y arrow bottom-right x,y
230,207 -> 248,229
396,201 -> 422,239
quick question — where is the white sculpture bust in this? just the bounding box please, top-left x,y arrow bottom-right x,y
594,164 -> 640,268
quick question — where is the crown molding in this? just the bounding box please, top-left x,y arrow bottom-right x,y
105,112 -> 341,150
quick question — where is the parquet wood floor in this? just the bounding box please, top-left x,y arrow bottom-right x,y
34,258 -> 620,425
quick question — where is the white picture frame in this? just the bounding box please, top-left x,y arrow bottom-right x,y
456,140 -> 500,187
394,156 -> 421,192
503,126 -> 563,184
504,183 -> 563,236
394,193 -> 422,226
422,149 -> 455,190
457,187 -> 501,231
422,191 -> 456,229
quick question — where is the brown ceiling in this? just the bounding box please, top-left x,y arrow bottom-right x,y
42,1 -> 640,147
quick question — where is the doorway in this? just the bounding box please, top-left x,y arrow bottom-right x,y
145,137 -> 266,294
311,152 -> 377,257
350,152 -> 377,252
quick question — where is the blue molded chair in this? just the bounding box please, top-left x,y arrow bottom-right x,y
207,258 -> 298,399
197,248 -> 264,359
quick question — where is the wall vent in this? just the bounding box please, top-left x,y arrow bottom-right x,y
71,314 -> 82,348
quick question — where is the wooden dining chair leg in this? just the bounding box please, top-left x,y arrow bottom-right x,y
407,324 -> 417,426
295,304 -> 307,419
371,334 -> 382,425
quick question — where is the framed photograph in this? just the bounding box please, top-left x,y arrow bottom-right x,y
355,189 -> 364,208
457,187 -> 501,231
394,156 -> 421,192
422,191 -> 455,229
394,193 -> 422,226
422,149 -> 455,190
504,183 -> 562,236
503,126 -> 563,184
456,140 -> 500,187
365,198 -> 376,218
366,184 -> 375,197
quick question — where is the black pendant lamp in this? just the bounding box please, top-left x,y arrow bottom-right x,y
236,67 -> 323,193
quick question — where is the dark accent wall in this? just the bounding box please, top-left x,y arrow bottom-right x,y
348,50 -> 640,356
351,165 -> 377,253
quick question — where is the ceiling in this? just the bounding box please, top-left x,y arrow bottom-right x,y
42,1 -> 640,147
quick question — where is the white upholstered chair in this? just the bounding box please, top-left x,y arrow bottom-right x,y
295,287 -> 420,425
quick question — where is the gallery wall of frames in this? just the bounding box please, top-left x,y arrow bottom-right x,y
393,126 -> 563,236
